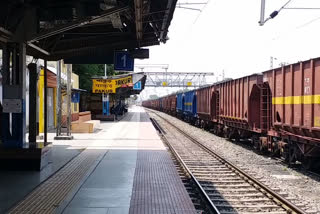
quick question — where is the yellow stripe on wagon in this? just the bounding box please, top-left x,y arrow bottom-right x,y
315,117 -> 320,127
272,95 -> 320,105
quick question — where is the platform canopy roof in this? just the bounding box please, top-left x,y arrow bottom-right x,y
0,0 -> 177,61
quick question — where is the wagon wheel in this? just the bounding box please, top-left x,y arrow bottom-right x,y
252,136 -> 260,150
233,131 -> 240,143
203,122 -> 209,130
288,146 -> 297,166
218,126 -> 225,137
212,126 -> 218,135
302,158 -> 312,170
259,141 -> 265,152
223,128 -> 230,139
271,142 -> 280,157
200,120 -> 204,129
301,157 -> 318,170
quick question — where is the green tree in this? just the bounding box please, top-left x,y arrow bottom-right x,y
73,64 -> 115,92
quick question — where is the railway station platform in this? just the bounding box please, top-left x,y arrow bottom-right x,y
2,106 -> 196,214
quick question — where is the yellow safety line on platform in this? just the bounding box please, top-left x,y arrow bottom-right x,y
272,95 -> 320,105
8,149 -> 106,214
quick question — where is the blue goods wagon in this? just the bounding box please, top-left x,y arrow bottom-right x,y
176,93 -> 184,112
176,93 -> 184,118
183,90 -> 197,123
159,97 -> 163,111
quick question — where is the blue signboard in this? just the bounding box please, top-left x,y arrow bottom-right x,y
71,92 -> 80,103
114,51 -> 134,71
133,81 -> 142,90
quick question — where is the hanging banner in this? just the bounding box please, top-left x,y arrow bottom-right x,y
92,76 -> 133,93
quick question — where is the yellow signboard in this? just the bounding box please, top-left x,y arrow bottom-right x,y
162,82 -> 167,86
92,79 -> 115,93
92,76 -> 132,93
187,82 -> 192,86
114,76 -> 132,87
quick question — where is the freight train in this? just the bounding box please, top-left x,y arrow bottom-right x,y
143,57 -> 320,170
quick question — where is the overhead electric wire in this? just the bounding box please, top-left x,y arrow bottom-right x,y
176,1 -> 207,12
296,16 -> 320,29
176,6 -> 201,11
177,3 -> 207,6
279,0 -> 293,12
193,0 -> 211,24
284,7 -> 320,10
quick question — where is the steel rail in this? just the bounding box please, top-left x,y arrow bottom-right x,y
150,110 -> 306,214
149,117 -> 220,214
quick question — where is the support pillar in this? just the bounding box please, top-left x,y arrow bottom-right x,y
44,60 -> 48,143
56,60 -> 62,137
28,63 -> 37,147
1,43 -> 26,148
54,61 -> 73,140
0,43 -> 51,170
66,64 -> 72,136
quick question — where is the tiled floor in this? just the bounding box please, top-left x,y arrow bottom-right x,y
0,145 -> 82,213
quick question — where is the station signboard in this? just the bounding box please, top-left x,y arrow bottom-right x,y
114,51 -> 134,71
92,76 -> 133,93
133,81 -> 141,90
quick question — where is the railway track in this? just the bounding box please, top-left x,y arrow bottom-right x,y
148,110 -> 306,214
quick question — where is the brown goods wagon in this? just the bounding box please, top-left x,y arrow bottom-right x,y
197,85 -> 216,122
217,74 -> 265,133
150,100 -> 156,109
154,99 -> 161,110
162,96 -> 170,112
263,58 -> 320,142
153,99 -> 157,110
168,94 -> 177,114
153,100 -> 158,110
142,100 -> 151,108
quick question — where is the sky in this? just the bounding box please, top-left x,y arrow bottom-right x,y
136,0 -> 320,99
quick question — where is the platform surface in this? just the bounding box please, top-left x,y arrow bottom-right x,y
63,106 -> 196,214
3,106 -> 196,214
0,145 -> 82,213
